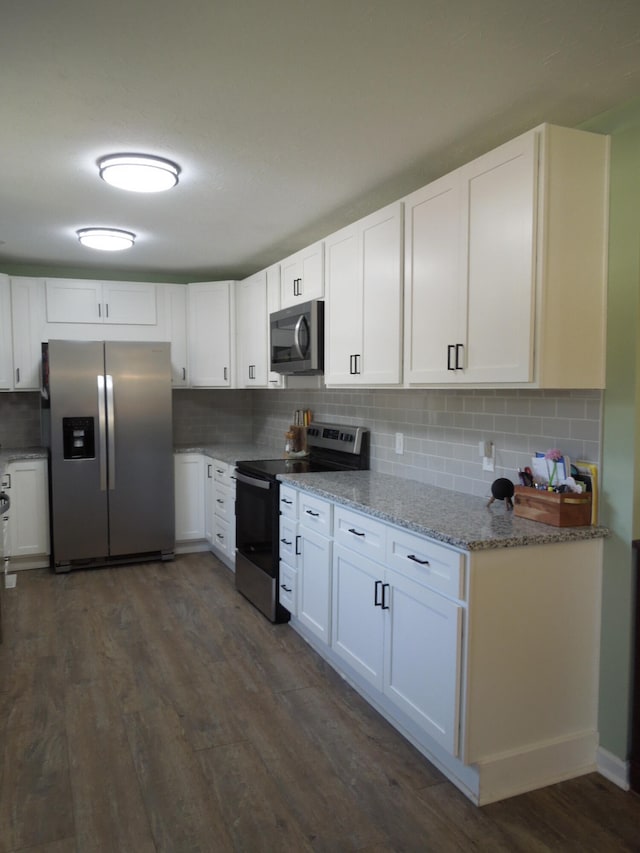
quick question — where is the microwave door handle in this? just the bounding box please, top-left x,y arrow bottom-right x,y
293,314 -> 309,360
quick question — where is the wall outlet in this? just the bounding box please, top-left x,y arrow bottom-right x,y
482,441 -> 495,472
395,432 -> 404,454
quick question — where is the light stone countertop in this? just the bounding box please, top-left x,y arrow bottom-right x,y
174,443 -> 282,465
277,470 -> 609,552
0,446 -> 48,472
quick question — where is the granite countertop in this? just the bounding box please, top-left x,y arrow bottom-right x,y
0,446 -> 48,471
277,470 -> 609,552
174,442 -> 282,465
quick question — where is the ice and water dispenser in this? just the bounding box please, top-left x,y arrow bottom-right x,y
62,417 -> 95,460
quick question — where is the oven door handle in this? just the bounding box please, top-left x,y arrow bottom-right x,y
235,471 -> 272,490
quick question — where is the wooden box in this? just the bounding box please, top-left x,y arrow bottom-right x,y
513,486 -> 592,527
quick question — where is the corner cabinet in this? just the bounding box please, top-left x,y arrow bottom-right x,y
187,281 -> 235,387
280,241 -> 324,308
404,123 -> 609,388
325,202 -> 403,386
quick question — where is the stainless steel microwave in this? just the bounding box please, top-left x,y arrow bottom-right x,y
270,299 -> 324,375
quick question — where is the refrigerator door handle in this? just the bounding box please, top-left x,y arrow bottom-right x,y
97,375 -> 107,491
106,374 -> 116,490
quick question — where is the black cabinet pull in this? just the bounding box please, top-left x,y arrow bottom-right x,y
348,528 -> 365,537
281,584 -> 292,593
374,579 -> 383,607
282,498 -> 292,505
182,367 -> 186,380
216,533 -> 224,541
305,509 -> 320,517
216,498 -> 224,505
455,343 -> 464,370
382,583 -> 390,610
207,464 -> 212,478
295,535 -> 301,555
407,554 -> 430,566
281,538 -> 292,546
447,344 -> 455,371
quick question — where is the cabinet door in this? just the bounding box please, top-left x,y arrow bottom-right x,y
298,526 -> 332,644
102,282 -> 157,325
360,202 -> 403,384
45,279 -> 102,323
236,272 -> 268,387
280,241 -> 324,308
204,459 -> 214,544
174,454 -> 205,541
11,278 -> 45,390
266,264 -> 283,388
461,132 -> 536,383
332,544 -> 385,689
0,275 -> 13,390
403,173 -> 464,384
384,568 -> 463,756
188,282 -> 233,387
7,459 -> 50,558
165,284 -> 188,386
325,224 -> 360,384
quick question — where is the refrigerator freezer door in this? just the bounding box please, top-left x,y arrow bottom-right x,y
49,340 -> 110,563
104,342 -> 174,556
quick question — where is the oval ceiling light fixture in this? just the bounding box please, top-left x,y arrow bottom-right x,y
76,227 -> 136,251
98,153 -> 180,192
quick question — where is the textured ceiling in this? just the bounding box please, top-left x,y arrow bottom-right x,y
1,0 -> 639,280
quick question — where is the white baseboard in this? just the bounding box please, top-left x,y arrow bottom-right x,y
597,746 -> 630,790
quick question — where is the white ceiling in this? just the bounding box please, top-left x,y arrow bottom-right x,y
1,0 -> 639,281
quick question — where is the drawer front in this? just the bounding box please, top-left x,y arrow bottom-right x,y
214,483 -> 233,522
334,505 -> 386,562
279,563 -> 297,615
279,517 -> 298,568
213,516 -> 231,556
299,493 -> 332,535
279,485 -> 298,520
213,460 -> 232,485
386,526 -> 464,600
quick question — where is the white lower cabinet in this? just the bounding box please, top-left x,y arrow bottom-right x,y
5,458 -> 50,566
332,541 -> 462,755
174,454 -> 205,543
210,459 -> 236,568
282,483 -> 603,806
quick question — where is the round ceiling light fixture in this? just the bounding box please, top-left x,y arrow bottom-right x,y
76,227 -> 136,251
98,153 -> 180,192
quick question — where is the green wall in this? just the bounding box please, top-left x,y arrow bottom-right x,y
582,98 -> 640,762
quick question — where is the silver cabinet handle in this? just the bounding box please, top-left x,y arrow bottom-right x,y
106,374 -> 115,490
97,375 -> 107,491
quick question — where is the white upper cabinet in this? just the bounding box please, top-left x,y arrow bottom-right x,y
161,284 -> 188,386
0,275 -> 13,390
45,279 -> 157,325
11,277 -> 45,390
280,240 -> 324,308
187,281 -> 235,387
236,270 -> 268,388
325,201 -> 403,386
266,264 -> 284,388
404,124 -> 609,388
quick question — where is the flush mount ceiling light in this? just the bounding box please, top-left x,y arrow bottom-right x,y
76,228 -> 136,251
98,153 -> 180,192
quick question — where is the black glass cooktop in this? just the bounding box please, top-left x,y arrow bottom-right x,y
236,457 -> 345,478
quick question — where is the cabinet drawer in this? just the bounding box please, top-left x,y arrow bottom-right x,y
279,485 -> 298,520
279,517 -> 298,567
279,563 -> 297,615
214,483 -> 233,522
213,460 -> 232,485
213,517 -> 231,556
334,505 -> 386,562
299,493 -> 332,535
386,527 -> 464,600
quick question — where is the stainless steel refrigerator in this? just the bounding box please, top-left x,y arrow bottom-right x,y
44,340 -> 174,572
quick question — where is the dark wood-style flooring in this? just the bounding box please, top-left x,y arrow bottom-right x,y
1,553 -> 639,852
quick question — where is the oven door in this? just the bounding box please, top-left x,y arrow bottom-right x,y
235,469 -> 279,576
